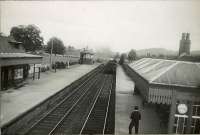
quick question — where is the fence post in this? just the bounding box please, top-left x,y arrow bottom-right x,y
67,61 -> 69,69
186,101 -> 193,134
38,67 -> 40,79
33,64 -> 35,80
0,67 -> 1,90
168,90 -> 177,133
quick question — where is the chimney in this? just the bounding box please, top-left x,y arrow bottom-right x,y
182,33 -> 186,40
179,32 -> 191,56
186,33 -> 190,40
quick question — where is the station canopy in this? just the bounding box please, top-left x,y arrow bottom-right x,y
0,53 -> 42,58
0,36 -> 42,66
129,58 -> 200,88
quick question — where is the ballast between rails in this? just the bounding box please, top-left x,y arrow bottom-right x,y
50,75 -> 107,135
80,75 -> 114,134
103,77 -> 113,135
79,75 -> 108,134
48,74 -> 105,135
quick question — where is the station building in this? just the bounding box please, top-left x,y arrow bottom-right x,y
80,48 -> 94,64
0,35 -> 42,90
123,58 -> 200,134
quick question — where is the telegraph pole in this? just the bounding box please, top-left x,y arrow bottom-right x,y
50,39 -> 53,71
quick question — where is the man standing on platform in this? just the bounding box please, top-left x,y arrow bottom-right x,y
129,106 -> 141,134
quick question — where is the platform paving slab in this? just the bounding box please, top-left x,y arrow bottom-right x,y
0,64 -> 98,127
115,65 -> 166,134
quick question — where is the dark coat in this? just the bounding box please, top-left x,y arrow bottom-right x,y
130,110 -> 141,125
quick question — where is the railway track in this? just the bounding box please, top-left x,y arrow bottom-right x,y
23,73 -> 104,135
24,75 -> 114,135
80,75 -> 113,134
49,75 -> 109,135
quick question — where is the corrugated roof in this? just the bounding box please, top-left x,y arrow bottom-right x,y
0,53 -> 42,58
129,58 -> 200,88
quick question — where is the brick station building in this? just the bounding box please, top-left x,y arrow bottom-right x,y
123,58 -> 200,134
0,35 -> 42,90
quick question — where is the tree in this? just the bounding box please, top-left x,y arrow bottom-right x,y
114,52 -> 120,60
158,54 -> 165,59
66,45 -> 75,51
46,37 -> 65,55
128,49 -> 137,62
10,24 -> 43,52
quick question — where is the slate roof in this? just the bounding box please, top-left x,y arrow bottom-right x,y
0,53 -> 42,58
129,58 -> 200,88
0,36 -> 24,53
0,36 -> 42,59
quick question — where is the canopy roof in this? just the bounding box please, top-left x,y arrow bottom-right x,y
0,36 -> 24,53
0,53 -> 42,59
129,58 -> 200,88
0,36 -> 42,66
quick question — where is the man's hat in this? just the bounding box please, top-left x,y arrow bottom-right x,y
134,106 -> 139,110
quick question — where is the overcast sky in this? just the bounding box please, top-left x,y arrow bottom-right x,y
1,0 -> 200,53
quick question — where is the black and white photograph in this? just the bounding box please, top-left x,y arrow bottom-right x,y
0,0 -> 200,134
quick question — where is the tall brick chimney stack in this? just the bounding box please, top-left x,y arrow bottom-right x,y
182,33 -> 186,40
179,33 -> 191,56
186,33 -> 190,40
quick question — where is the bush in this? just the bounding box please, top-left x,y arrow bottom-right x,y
61,62 -> 66,68
52,61 -> 66,69
41,67 -> 46,72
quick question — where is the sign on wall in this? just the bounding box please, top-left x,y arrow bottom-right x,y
14,68 -> 23,79
29,64 -> 39,74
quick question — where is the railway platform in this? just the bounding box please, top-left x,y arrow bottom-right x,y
115,65 -> 166,134
0,64 -> 99,127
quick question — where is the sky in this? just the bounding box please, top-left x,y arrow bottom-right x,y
1,0 -> 200,53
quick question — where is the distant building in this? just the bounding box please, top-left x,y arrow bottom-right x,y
80,48 -> 94,64
0,35 -> 42,90
179,33 -> 191,56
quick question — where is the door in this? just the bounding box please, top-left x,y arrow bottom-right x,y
173,114 -> 188,134
191,104 -> 200,134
